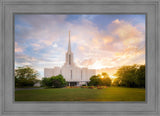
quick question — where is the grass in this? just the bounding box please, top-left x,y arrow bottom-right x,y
15,87 -> 145,101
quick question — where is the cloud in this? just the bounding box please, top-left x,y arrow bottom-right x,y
78,58 -> 95,67
109,19 -> 144,46
52,43 -> 58,48
15,42 -> 23,52
71,19 -> 145,69
15,15 -> 145,78
112,19 -> 121,24
15,53 -> 37,63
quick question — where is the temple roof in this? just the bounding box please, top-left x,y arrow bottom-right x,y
68,31 -> 71,53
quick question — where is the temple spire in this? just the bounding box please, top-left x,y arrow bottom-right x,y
68,31 -> 71,52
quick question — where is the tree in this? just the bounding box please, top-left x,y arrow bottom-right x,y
112,78 -> 121,86
41,77 -> 52,87
52,75 -> 67,88
102,77 -> 112,86
15,66 -> 39,87
88,75 -> 100,86
102,72 -> 109,78
88,73 -> 112,86
114,64 -> 145,88
114,65 -> 137,87
135,65 -> 145,88
99,72 -> 112,86
42,74 -> 67,88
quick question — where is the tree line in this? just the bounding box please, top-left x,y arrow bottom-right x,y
87,64 -> 145,88
113,64 -> 145,88
15,64 -> 145,88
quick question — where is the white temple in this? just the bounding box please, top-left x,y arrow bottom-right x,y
44,31 -> 96,86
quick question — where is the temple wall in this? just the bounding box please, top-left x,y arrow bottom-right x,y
53,67 -> 61,76
44,68 -> 54,77
44,66 -> 96,85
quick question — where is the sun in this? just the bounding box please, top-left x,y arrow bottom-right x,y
101,75 -> 104,78
110,75 -> 117,79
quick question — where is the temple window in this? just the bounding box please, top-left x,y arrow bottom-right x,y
69,54 -> 71,65
71,70 -> 72,80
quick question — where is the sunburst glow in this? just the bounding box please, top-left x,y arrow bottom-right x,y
88,61 -> 106,69
110,75 -> 117,79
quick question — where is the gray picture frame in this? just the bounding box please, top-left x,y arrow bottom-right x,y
0,0 -> 159,116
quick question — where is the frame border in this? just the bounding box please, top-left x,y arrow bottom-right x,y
0,0 -> 159,116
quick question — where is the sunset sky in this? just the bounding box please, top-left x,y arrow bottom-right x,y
15,14 -> 145,78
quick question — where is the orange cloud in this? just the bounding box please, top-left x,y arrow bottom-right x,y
15,42 -> 23,52
102,36 -> 113,44
78,46 -> 85,51
110,19 -> 144,46
60,19 -> 145,70
112,19 -> 121,24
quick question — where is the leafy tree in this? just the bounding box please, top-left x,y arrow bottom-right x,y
88,73 -> 112,86
41,77 -> 52,87
115,65 -> 137,87
88,75 -> 100,86
102,72 -> 109,78
51,75 -> 67,88
99,72 -> 112,86
15,66 -> 39,87
112,78 -> 121,86
102,77 -> 112,86
42,74 -> 67,88
114,64 -> 145,88
135,65 -> 145,88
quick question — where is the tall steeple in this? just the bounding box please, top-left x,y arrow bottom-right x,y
68,31 -> 71,53
65,31 -> 74,66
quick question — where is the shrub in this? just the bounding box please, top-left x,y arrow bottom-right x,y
88,86 -> 95,89
81,86 -> 88,88
97,86 -> 107,89
42,74 -> 66,88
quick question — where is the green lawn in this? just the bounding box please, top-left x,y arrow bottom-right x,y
15,87 -> 145,101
